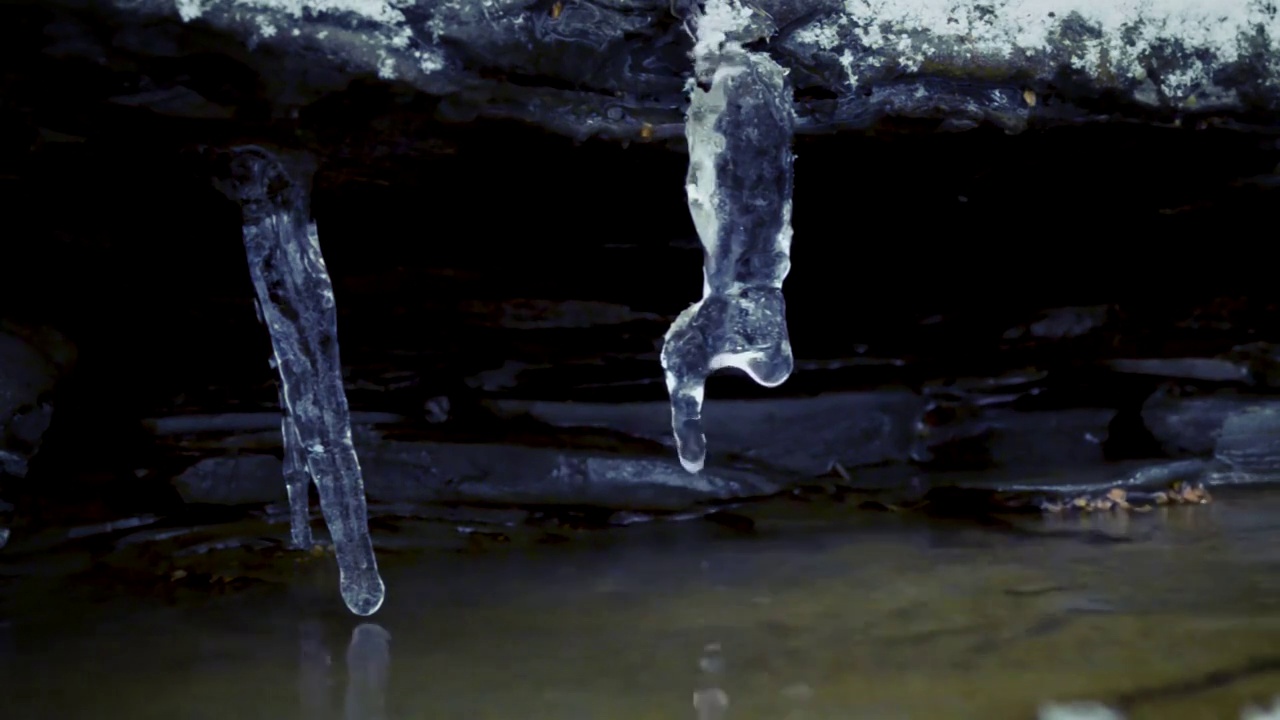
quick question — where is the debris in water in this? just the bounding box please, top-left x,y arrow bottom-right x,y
1038,481 -> 1212,514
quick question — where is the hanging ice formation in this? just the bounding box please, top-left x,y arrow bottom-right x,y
661,0 -> 796,473
215,146 -> 385,616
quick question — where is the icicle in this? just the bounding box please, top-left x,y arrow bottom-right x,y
215,145 -> 385,616
280,386 -> 313,550
662,0 -> 796,473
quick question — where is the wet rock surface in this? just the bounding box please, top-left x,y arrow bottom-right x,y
1215,406 -> 1280,476
3,279 -> 1280,555
173,441 -> 782,509
1142,389 -> 1280,459
0,325 -> 74,480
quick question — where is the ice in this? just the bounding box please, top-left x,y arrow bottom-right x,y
661,0 -> 796,473
214,145 -> 385,616
280,387 -> 313,549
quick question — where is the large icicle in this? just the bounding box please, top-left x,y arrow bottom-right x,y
661,0 -> 796,473
215,146 -> 385,616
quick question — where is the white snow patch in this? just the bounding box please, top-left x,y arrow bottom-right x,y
826,0 -> 1280,99
837,48 -> 859,87
376,52 -> 396,80
415,49 -> 445,74
175,0 -> 205,21
692,0 -> 756,63
386,24 -> 412,49
426,16 -> 447,42
791,17 -> 845,51
236,0 -> 410,24
175,0 -> 449,81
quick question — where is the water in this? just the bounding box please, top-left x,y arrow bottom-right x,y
4,490 -> 1280,719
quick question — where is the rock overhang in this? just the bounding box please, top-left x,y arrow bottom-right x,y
23,0 -> 1280,144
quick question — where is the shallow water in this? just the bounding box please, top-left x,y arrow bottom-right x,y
4,490 -> 1280,720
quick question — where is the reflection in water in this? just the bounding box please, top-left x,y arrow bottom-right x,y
695,642 -> 728,720
694,688 -> 729,720
296,622 -> 390,720
345,624 -> 391,720
298,621 -> 333,720
10,491 -> 1280,719
1242,698 -> 1280,720
1038,701 -> 1126,720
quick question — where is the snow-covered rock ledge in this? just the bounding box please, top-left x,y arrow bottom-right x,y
41,0 -> 1280,139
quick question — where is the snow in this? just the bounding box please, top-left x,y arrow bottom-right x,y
690,0 -> 756,62
175,0 -> 443,81
172,0 -> 1278,98
1038,702 -> 1126,720
175,0 -> 205,22
784,0 -> 1280,100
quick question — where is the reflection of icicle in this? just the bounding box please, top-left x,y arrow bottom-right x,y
345,623 -> 391,720
215,146 -> 385,616
693,688 -> 729,720
694,641 -> 728,720
298,620 -> 333,720
662,0 -> 796,473
1242,698 -> 1280,720
1038,702 -> 1126,720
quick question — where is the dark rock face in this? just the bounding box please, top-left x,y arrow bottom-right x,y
16,0 -> 1280,147
172,436 -> 783,509
0,325 -> 75,479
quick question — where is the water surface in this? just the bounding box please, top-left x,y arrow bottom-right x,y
4,490 -> 1280,720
